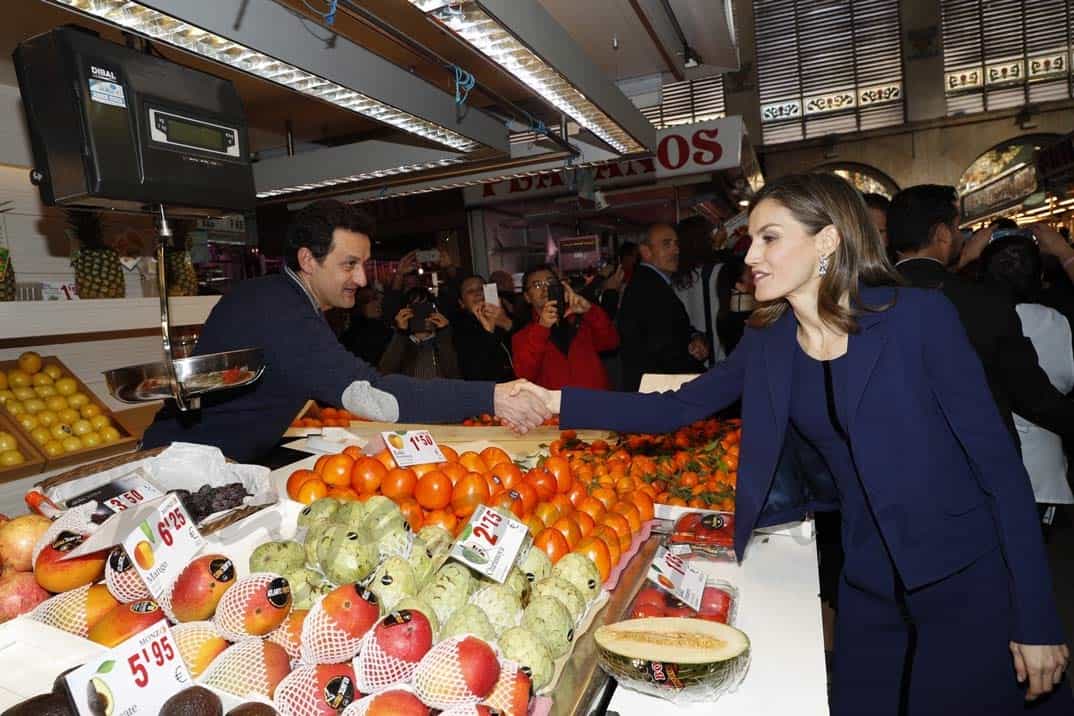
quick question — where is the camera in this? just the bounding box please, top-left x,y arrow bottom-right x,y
990,227 -> 1036,244
408,301 -> 435,333
545,280 -> 566,321
416,249 -> 441,264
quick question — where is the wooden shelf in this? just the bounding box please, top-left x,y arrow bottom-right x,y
0,296 -> 219,340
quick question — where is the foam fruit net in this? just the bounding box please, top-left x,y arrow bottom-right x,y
171,621 -> 225,678
200,638 -> 281,700
353,624 -> 421,693
339,685 -> 420,716
439,706 -> 488,716
104,547 -> 150,603
484,657 -> 525,714
29,584 -> 93,637
274,664 -> 357,716
268,609 -> 307,661
213,572 -> 287,642
411,635 -> 489,709
299,593 -> 366,665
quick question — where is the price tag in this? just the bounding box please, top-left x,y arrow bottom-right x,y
121,493 -> 205,599
450,504 -> 531,583
380,430 -> 446,467
648,545 -> 706,612
65,620 -> 191,716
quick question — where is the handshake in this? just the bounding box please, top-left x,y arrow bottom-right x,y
492,380 -> 562,434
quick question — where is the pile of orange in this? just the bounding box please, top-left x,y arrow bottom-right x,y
285,443 -> 654,584
290,406 -> 359,428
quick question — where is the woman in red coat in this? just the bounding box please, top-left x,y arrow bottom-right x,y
512,267 -> 619,390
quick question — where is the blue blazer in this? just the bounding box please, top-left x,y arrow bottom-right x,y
562,285 -> 1063,644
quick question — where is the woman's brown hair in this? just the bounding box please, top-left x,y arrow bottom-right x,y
746,172 -> 902,332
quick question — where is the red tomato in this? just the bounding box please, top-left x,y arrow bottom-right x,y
490,490 -> 524,519
510,481 -> 539,517
525,468 -> 557,501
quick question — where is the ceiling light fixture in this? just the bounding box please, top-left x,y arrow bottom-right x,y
256,157 -> 466,198
407,0 -> 646,155
49,0 -> 482,152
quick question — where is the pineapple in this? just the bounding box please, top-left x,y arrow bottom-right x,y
0,247 -> 13,302
68,210 -> 124,299
165,219 -> 198,296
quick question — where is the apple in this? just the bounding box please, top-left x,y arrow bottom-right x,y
0,571 -> 49,622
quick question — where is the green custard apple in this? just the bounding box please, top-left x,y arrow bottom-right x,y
521,595 -> 574,658
370,556 -> 418,613
471,583 -> 522,636
498,626 -> 555,691
532,577 -> 585,624
320,527 -> 379,585
249,541 -> 305,575
516,545 -> 552,585
297,498 -> 340,530
440,603 -> 497,643
551,553 -> 602,604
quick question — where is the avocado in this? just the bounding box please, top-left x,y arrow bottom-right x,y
160,686 -> 222,716
86,677 -> 112,716
1,692 -> 74,716
226,704 -> 279,716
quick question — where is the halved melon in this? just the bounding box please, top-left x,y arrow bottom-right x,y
595,617 -> 749,693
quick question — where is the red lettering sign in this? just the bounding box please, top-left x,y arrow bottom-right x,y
657,134 -> 691,171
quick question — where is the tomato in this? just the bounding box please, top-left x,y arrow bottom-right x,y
286,469 -> 319,501
415,470 -> 453,510
342,445 -> 363,460
314,455 -> 331,475
524,468 -> 557,501
424,509 -> 458,534
551,515 -> 582,550
633,587 -> 667,610
566,482 -> 589,508
574,536 -> 611,583
480,446 -> 512,469
351,457 -> 387,495
534,502 -> 561,527
458,451 -> 489,474
590,487 -> 618,511
490,490 -> 524,520
381,467 -> 418,501
439,444 -> 459,463
440,462 -> 468,486
601,513 -> 633,551
373,449 -> 397,471
543,456 -> 574,494
326,486 -> 359,501
412,462 -> 440,479
533,527 -> 569,564
451,473 -> 491,518
573,510 -> 595,538
522,513 -> 545,537
397,498 -> 425,531
699,587 -> 732,622
631,603 -> 666,618
577,496 -> 607,523
488,462 -> 523,492
510,481 -> 539,517
590,527 -> 622,568
549,494 -> 574,517
612,501 -> 643,534
296,478 -> 328,504
628,491 -> 655,522
320,454 -> 355,487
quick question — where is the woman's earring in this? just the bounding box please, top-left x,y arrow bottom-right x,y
818,254 -> 830,276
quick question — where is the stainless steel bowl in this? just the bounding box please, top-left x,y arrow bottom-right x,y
104,347 -> 265,404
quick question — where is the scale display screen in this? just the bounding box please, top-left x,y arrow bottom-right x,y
148,108 -> 240,158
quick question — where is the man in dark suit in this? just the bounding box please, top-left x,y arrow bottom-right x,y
616,224 -> 706,391
888,184 -> 1074,446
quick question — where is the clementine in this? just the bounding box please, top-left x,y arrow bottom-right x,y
321,454 -> 355,487
351,457 -> 387,495
286,469 -> 319,501
296,478 -> 328,504
381,467 -> 418,501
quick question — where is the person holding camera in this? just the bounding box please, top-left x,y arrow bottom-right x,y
453,275 -> 515,382
512,267 -> 619,390
379,287 -> 460,379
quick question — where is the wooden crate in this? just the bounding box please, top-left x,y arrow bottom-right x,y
0,411 -> 46,483
0,356 -> 138,471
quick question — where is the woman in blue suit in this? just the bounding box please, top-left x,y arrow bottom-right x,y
521,174 -> 1071,714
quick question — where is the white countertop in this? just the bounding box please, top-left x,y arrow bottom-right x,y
600,528 -> 830,715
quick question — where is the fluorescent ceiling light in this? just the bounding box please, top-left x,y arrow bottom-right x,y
408,1 -> 646,155
51,0 -> 482,152
257,158 -> 465,198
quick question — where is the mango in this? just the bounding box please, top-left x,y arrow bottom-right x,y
172,621 -> 230,678
33,531 -> 107,593
168,554 -> 236,622
84,584 -> 119,632
213,573 -> 292,639
87,599 -> 164,647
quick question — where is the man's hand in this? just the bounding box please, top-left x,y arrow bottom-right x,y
688,335 -> 710,362
564,284 -> 591,317
394,307 -> 414,331
957,227 -> 992,269
392,251 -> 419,289
1010,642 -> 1070,701
494,380 -> 551,433
1030,222 -> 1074,261
428,311 -> 449,330
508,380 -> 560,415
539,301 -> 559,328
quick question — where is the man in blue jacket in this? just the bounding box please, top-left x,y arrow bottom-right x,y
142,201 -> 548,463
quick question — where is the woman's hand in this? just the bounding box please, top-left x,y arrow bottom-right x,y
394,307 -> 414,331
957,227 -> 992,269
472,302 -> 496,332
1010,641 -> 1070,700
391,251 -> 419,289
428,311 -> 449,330
539,300 -> 559,328
482,302 -> 511,331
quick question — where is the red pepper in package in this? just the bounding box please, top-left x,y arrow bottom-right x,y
669,512 -> 734,548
